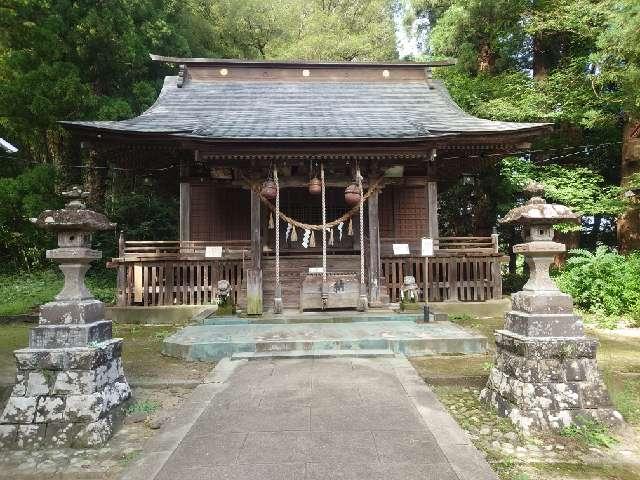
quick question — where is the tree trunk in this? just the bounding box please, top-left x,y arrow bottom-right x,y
84,147 -> 108,211
617,120 -> 640,252
477,42 -> 495,74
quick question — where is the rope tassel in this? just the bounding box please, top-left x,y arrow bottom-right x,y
268,212 -> 274,229
309,230 -> 316,248
328,228 -> 334,246
291,225 -> 298,242
348,218 -> 353,236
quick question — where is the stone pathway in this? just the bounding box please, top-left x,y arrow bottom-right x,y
121,356 -> 498,480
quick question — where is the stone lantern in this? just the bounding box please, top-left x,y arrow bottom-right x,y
0,187 -> 131,448
480,182 -> 622,431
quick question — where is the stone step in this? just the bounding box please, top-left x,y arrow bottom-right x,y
163,320 -> 487,361
231,349 -> 396,360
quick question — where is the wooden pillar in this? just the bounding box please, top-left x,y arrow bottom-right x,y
179,182 -> 190,241
368,189 -> 382,305
426,181 -> 439,240
246,189 -> 263,314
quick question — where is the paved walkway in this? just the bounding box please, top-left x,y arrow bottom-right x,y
122,356 -> 497,480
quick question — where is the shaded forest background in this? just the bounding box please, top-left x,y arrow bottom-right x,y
0,0 -> 639,316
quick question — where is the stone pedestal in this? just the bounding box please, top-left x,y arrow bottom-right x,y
0,187 -> 131,448
480,190 -> 622,431
0,340 -> 129,448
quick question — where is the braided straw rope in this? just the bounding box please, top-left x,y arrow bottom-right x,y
321,162 -> 327,283
242,174 -> 384,231
357,167 -> 365,286
274,166 -> 280,287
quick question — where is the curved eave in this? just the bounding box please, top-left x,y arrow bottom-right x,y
59,121 -> 551,144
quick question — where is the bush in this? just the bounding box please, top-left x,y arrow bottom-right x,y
556,246 -> 640,320
0,165 -> 61,272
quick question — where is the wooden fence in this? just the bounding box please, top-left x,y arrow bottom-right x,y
110,236 -> 505,307
381,253 -> 505,303
113,259 -> 247,307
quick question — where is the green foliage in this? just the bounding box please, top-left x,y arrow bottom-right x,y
559,416 -> 618,448
556,246 -> 640,318
611,379 -> 640,424
0,268 -> 115,316
500,157 -> 626,218
0,165 -> 60,271
125,399 -> 160,416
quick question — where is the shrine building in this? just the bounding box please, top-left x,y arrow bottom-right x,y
62,55 -> 550,314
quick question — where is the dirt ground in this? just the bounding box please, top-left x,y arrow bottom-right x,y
0,318 -> 638,479
411,316 -> 640,480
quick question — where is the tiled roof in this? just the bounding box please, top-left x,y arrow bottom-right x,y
62,76 -> 549,140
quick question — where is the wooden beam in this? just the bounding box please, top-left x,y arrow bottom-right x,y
179,182 -> 190,241
426,181 -> 439,240
368,189 -> 382,305
246,189 -> 263,314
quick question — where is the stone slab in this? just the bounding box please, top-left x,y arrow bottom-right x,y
40,299 -> 105,325
511,290 -> 573,314
504,311 -> 584,337
29,320 -> 112,348
120,356 -> 497,480
494,330 -> 597,359
163,321 -> 487,361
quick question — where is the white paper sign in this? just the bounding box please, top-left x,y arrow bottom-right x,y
205,246 -> 223,258
392,243 -> 410,255
309,267 -> 325,273
421,238 -> 434,257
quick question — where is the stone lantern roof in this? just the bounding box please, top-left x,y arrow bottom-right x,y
499,182 -> 580,226
31,186 -> 116,232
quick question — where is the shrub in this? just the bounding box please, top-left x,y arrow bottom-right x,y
556,246 -> 640,319
0,165 -> 61,272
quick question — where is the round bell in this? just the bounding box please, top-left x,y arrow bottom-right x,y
261,179 -> 277,200
344,183 -> 360,207
308,177 -> 321,195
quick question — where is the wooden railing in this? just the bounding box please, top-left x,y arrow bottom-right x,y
109,236 -> 250,307
381,251 -> 506,303
109,235 -> 505,307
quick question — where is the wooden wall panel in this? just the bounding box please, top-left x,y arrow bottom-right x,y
190,184 -> 251,241
379,185 -> 428,239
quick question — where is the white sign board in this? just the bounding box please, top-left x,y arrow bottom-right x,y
421,238 -> 434,257
205,246 -> 223,258
309,267 -> 325,273
392,243 -> 410,255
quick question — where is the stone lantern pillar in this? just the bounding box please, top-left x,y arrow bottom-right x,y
0,187 -> 131,448
480,183 -> 622,431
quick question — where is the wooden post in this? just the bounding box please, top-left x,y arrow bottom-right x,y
179,182 -> 190,241
246,189 -> 263,314
426,181 -> 439,241
368,188 -> 382,305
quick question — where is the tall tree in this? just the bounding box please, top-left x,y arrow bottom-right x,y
595,0 -> 640,251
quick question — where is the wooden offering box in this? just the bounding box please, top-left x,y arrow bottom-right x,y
300,272 -> 360,311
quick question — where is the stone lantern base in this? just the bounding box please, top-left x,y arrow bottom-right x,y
480,331 -> 622,431
0,338 -> 130,449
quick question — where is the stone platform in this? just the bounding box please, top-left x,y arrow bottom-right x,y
162,321 -> 487,361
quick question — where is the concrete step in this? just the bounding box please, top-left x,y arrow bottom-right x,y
163,320 -> 487,361
231,349 -> 395,360
199,311 -> 425,325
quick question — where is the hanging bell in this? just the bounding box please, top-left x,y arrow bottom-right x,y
261,179 -> 277,200
308,177 -> 322,195
344,182 -> 360,207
